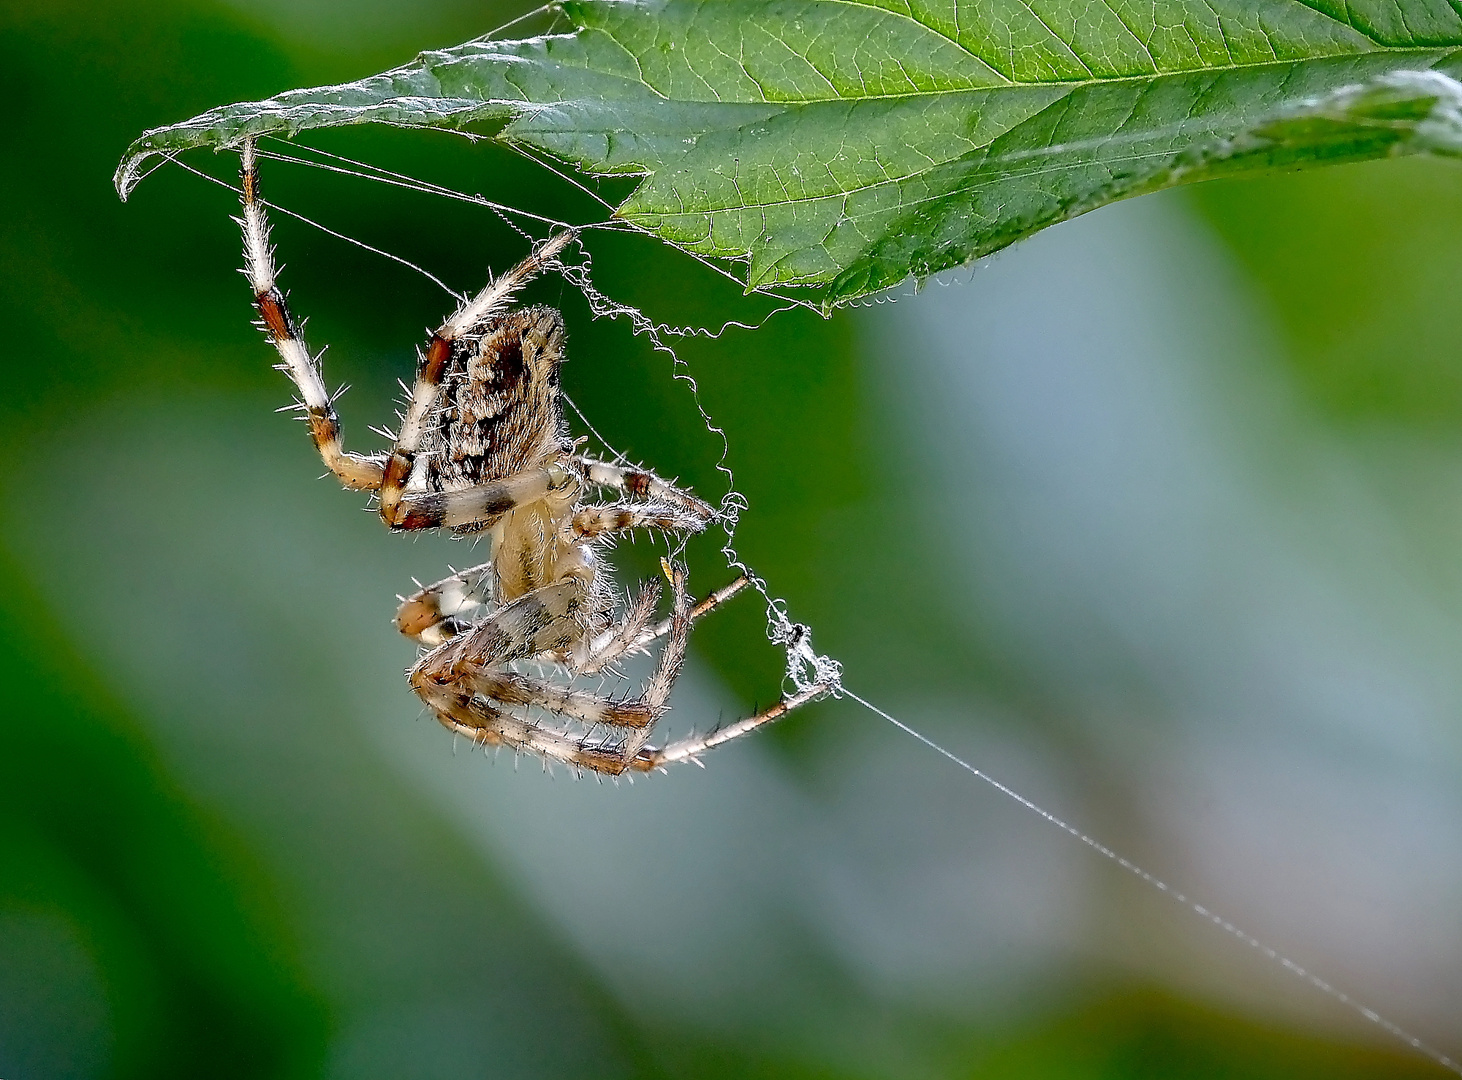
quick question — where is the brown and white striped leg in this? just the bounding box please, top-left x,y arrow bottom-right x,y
443,567 -> 688,734
452,669 -> 661,728
630,681 -> 833,772
417,690 -> 645,775
377,230 -> 578,527
239,140 -> 385,491
417,578 -> 588,680
396,562 -> 496,647
572,456 -> 715,523
386,465 -> 571,532
565,501 -> 712,542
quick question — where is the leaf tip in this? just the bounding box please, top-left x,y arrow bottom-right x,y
114,139 -> 156,202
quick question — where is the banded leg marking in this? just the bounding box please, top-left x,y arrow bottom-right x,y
566,501 -> 710,541
239,140 -> 385,491
396,562 -> 496,646
572,456 -> 714,525
387,467 -> 564,532
411,568 -> 694,774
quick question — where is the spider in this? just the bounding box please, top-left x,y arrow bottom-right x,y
236,140 -> 829,774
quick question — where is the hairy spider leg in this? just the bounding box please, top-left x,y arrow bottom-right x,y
622,574 -> 750,654
387,466 -> 572,532
576,580 -> 665,674
400,564 -> 743,674
411,568 -> 694,773
566,500 -> 712,541
241,138 -> 579,528
572,455 -> 715,522
396,562 -> 497,647
631,680 -> 833,771
576,572 -> 750,674
239,139 -> 386,490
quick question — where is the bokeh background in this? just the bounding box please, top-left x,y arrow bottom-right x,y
3,1 -> 1462,1077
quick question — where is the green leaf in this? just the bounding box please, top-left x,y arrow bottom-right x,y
115,0 -> 1462,309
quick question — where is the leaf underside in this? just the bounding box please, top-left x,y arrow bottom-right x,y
116,0 -> 1462,310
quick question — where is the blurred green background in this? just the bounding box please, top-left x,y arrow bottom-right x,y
3,2 -> 1461,1077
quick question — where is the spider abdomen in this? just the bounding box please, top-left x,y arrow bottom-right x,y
430,305 -> 567,494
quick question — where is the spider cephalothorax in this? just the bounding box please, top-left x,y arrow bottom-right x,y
237,140 -> 827,774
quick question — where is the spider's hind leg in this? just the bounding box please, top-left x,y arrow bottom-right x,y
411,567 -> 694,774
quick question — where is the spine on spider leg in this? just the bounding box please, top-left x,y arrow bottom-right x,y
437,228 -> 579,342
237,139 -> 383,492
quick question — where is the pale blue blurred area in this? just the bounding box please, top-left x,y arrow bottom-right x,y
0,908 -> 111,1080
7,183 -> 1462,1074
864,192 -> 1462,1046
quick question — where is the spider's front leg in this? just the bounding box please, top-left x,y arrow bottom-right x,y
383,462 -> 578,532
239,140 -> 385,491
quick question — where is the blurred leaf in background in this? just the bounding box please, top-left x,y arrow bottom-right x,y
3,1 -> 1461,1079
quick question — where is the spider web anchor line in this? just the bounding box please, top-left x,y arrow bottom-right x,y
840,687 -> 1462,1079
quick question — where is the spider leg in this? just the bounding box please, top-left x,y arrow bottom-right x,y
378,231 -> 577,528
239,141 -> 385,490
630,574 -> 750,650
411,566 -> 694,774
421,696 -> 646,776
581,574 -> 750,674
630,682 -> 832,771
571,456 -> 715,524
576,579 -> 662,675
396,562 -> 496,646
419,578 -> 586,673
565,500 -> 712,542
386,465 -> 574,532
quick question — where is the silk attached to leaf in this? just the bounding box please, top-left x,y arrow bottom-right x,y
116,0 -> 1462,308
